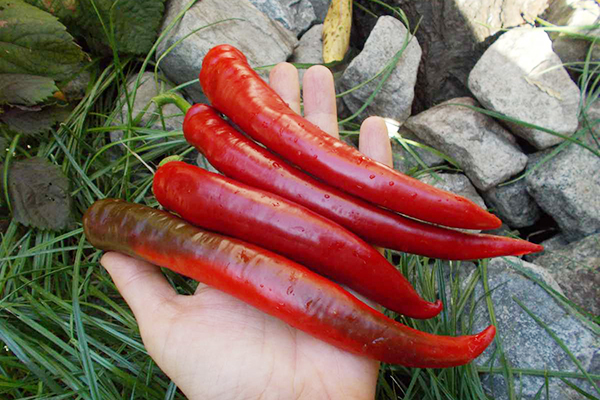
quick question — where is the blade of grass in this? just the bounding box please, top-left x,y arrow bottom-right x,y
0,320 -> 64,394
560,378 -> 600,400
72,235 -> 101,400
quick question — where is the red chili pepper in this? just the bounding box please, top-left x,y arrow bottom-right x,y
183,104 -> 543,260
199,44 -> 502,230
153,161 -> 442,319
83,199 -> 496,368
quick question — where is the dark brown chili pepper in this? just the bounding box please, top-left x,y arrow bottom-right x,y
83,199 -> 496,368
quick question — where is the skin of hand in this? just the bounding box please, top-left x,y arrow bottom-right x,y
100,63 -> 393,400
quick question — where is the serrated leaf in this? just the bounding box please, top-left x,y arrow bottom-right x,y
79,0 -> 165,55
0,74 -> 58,106
8,157 -> 72,230
0,105 -> 72,135
23,0 -> 80,26
0,0 -> 84,80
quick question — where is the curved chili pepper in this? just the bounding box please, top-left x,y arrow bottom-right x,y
183,104 -> 543,260
83,199 -> 496,367
199,44 -> 501,230
153,161 -> 442,319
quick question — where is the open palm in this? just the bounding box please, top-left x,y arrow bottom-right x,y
101,64 -> 392,400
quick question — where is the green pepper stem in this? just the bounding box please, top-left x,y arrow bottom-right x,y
152,93 -> 192,114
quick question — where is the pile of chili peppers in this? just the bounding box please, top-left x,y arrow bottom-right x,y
84,44 -> 544,368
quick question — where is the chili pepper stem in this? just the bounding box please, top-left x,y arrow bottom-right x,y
152,93 -> 192,114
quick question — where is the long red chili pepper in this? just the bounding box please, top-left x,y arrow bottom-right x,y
83,199 -> 496,368
199,44 -> 501,230
153,161 -> 442,319
183,104 -> 543,260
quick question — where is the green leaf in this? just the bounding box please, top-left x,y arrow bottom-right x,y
0,105 -> 73,135
7,157 -> 72,230
79,0 -> 166,55
0,74 -> 58,106
23,0 -> 81,26
0,0 -> 84,80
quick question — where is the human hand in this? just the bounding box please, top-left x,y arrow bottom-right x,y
100,63 -> 392,400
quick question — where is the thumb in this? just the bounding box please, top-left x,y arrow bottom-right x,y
100,252 -> 178,328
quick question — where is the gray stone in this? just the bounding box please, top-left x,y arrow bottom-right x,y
391,125 -> 445,174
526,143 -> 600,241
544,0 -> 600,66
419,173 -> 487,211
249,0 -> 317,36
384,0 -> 550,111
308,0 -> 329,22
110,72 -> 184,146
524,234 -> 570,263
470,257 -> 599,400
156,0 -> 297,102
483,179 -> 541,228
469,27 -> 581,149
533,233 -> 600,316
290,24 -> 323,83
339,16 -> 421,123
406,97 -> 528,191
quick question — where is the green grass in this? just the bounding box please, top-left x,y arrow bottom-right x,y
0,1 -> 599,399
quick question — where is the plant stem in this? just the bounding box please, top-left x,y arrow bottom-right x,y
153,93 -> 192,114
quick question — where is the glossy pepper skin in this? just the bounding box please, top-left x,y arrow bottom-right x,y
83,199 -> 496,367
183,104 -> 543,260
199,44 -> 502,231
153,161 -> 442,319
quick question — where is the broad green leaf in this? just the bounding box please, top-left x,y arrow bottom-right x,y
23,0 -> 80,26
79,0 -> 165,55
0,104 -> 73,134
7,157 -> 72,230
0,0 -> 84,80
0,74 -> 58,106
23,0 -> 165,54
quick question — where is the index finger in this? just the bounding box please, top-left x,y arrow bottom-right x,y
303,66 -> 339,139
269,62 -> 301,114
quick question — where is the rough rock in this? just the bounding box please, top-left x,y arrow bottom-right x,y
525,142 -> 600,241
249,0 -> 317,36
543,0 -> 600,66
483,179 -> 541,228
290,24 -> 323,82
308,0 -> 330,22
469,28 -> 580,149
470,257 -> 599,400
110,72 -> 184,146
391,125 -> 444,174
406,97 -> 527,191
524,234 -> 570,263
156,0 -> 297,102
378,0 -> 550,111
533,233 -> 600,316
339,16 -> 421,123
